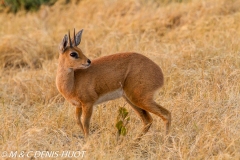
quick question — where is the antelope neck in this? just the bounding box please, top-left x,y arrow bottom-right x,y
56,66 -> 75,96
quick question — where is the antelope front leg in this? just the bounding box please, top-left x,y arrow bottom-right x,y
81,103 -> 93,138
75,106 -> 84,133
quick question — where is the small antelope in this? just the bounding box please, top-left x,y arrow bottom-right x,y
56,29 -> 171,139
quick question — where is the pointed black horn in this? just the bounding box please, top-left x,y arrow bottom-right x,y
68,30 -> 72,47
74,28 -> 77,46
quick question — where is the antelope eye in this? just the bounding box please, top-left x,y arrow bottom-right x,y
70,52 -> 78,58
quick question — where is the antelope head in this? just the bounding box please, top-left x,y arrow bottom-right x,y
59,29 -> 91,70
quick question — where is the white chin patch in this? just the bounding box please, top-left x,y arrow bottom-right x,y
74,65 -> 90,70
82,64 -> 90,69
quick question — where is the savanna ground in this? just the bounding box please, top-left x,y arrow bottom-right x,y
0,0 -> 240,159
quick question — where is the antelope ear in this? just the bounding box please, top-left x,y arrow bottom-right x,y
74,29 -> 83,46
59,34 -> 68,53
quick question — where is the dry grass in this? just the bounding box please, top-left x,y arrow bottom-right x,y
0,0 -> 240,159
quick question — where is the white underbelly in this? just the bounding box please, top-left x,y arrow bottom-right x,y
94,88 -> 123,105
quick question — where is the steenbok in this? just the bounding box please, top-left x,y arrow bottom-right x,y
56,29 -> 171,140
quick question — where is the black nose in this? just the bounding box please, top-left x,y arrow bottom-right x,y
87,59 -> 91,64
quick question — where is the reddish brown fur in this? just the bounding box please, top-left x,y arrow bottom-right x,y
56,30 -> 171,139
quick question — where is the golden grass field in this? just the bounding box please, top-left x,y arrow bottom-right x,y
0,0 -> 240,159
